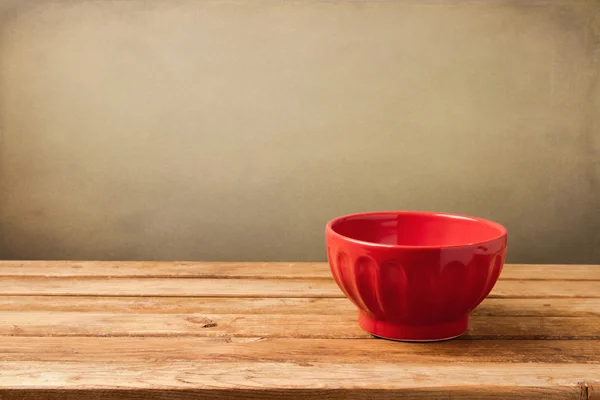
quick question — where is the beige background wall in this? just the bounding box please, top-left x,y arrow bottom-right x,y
0,0 -> 599,263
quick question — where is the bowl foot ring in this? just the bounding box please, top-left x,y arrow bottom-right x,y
358,313 -> 469,342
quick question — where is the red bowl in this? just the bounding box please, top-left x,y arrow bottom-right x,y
325,211 -> 507,341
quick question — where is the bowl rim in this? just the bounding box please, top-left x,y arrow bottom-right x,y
326,210 -> 508,250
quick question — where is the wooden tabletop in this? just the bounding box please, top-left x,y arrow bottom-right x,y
0,261 -> 598,399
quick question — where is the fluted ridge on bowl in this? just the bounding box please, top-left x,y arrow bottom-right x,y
327,249 -> 505,323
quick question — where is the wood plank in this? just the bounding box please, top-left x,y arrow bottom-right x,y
489,280 -> 599,298
1,261 -> 598,280
0,261 -> 332,278
0,361 -> 596,400
499,264 -> 600,281
0,277 -> 340,297
1,311 -> 599,339
0,277 -> 597,298
1,296 -> 599,317
0,337 -> 598,364
475,298 -> 600,317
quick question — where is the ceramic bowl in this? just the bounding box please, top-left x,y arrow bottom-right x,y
325,211 -> 507,341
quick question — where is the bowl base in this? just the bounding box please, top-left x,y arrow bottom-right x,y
358,312 -> 469,342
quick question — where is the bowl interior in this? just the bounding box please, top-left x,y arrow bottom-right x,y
330,212 -> 506,248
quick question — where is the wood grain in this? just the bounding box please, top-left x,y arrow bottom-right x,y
2,311 -> 599,339
0,337 -> 598,364
1,296 -> 600,316
1,262 -> 598,280
0,361 -> 596,398
0,277 -> 597,298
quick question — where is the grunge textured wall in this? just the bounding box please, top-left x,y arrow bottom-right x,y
0,0 -> 599,263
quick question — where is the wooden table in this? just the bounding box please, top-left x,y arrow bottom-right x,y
0,261 -> 598,399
